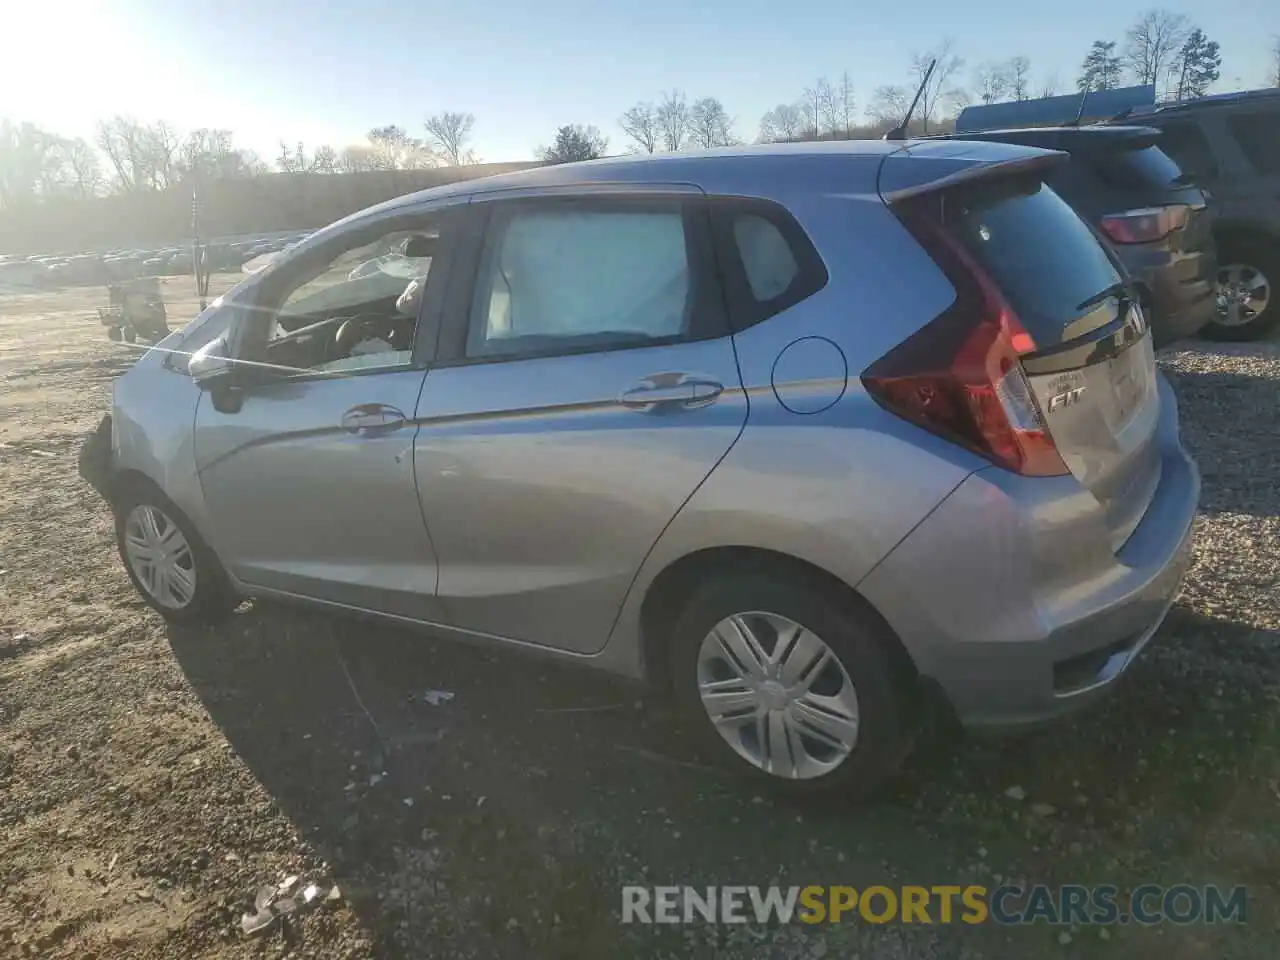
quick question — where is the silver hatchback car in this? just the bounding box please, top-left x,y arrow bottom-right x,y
80,141 -> 1199,798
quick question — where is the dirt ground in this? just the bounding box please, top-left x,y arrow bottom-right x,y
1,282 -> 1278,959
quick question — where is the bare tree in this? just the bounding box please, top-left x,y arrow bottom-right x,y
62,137 -> 103,198
837,71 -> 855,137
619,102 -> 660,154
1007,56 -> 1032,101
802,77 -> 839,137
0,121 -> 66,206
95,117 -> 147,191
974,62 -> 1011,104
89,118 -> 184,192
311,145 -> 338,174
143,121 -> 181,189
424,111 -> 476,165
276,141 -> 309,173
689,97 -> 736,148
758,103 -> 805,142
176,129 -> 263,181
868,85 -> 910,126
338,145 -> 379,173
179,128 -> 230,179
368,125 -> 434,169
1038,73 -> 1061,98
1270,35 -> 1280,87
656,90 -> 689,151
1123,9 -> 1191,90
910,39 -> 966,133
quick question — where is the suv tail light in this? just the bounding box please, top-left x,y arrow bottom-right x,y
862,215 -> 1069,477
1099,204 -> 1189,244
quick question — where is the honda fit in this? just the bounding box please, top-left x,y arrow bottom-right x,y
79,141 -> 1199,797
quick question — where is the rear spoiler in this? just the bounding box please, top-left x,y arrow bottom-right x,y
878,148 -> 1067,203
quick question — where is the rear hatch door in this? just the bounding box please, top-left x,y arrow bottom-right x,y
946,173 -> 1161,550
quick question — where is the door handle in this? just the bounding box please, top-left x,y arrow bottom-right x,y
341,403 -> 406,437
618,374 -> 724,411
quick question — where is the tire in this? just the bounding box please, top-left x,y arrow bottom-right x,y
113,482 -> 238,624
667,571 -> 911,800
122,327 -> 137,344
1202,238 -> 1280,342
106,326 -> 123,342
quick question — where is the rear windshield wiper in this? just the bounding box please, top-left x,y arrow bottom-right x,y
1076,280 -> 1133,313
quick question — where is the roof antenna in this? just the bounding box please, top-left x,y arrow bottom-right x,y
1069,81 -> 1090,128
884,58 -> 936,141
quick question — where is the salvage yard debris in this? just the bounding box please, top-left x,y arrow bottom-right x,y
241,875 -> 342,936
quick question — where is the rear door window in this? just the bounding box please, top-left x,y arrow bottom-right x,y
1226,112 -> 1280,176
942,177 -> 1123,342
709,198 -> 828,333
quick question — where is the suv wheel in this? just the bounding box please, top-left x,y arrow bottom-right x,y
1204,239 -> 1279,341
668,572 -> 910,799
114,485 -> 238,623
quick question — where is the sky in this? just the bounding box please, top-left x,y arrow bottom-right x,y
2,0 -> 1276,164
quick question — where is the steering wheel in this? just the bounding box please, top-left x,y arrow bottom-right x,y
333,313 -> 410,358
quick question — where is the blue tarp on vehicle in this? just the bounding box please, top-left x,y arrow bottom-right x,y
955,85 -> 1156,133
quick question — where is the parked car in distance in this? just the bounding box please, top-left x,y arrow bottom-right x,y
937,125 -> 1216,348
78,142 -> 1199,798
1114,88 -> 1280,340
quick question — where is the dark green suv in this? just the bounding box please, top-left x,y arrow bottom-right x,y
1118,89 -> 1280,341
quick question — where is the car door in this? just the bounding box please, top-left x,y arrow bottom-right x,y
412,191 -> 748,654
192,206 -> 461,620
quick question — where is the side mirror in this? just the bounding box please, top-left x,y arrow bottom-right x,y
188,335 -> 235,387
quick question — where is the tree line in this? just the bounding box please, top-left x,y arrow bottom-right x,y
1078,10 -> 1223,97
3,12 -> 1277,206
0,112 -> 481,210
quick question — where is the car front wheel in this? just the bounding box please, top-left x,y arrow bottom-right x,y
668,572 -> 911,800
114,486 -> 237,623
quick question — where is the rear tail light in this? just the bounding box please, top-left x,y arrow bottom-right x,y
862,214 -> 1069,477
1099,204 -> 1189,244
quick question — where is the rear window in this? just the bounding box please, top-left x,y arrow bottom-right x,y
1090,145 -> 1186,190
942,177 -> 1122,340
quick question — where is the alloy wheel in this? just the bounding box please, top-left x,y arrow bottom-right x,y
1216,262 -> 1271,328
696,611 -> 860,780
122,504 -> 198,610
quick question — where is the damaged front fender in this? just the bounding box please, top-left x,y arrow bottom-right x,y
77,414 -> 115,498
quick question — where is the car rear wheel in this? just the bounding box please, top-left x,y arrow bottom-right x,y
668,572 -> 910,800
1203,240 -> 1279,341
114,485 -> 237,623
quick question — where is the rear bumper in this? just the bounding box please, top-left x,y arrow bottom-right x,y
858,375 -> 1199,730
1116,245 -> 1217,348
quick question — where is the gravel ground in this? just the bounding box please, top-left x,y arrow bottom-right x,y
1,286 -> 1278,958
